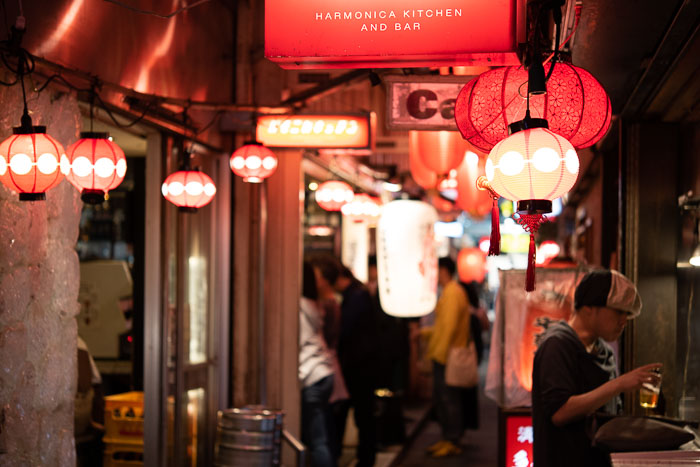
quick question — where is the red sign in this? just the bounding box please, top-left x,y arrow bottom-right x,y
256,115 -> 371,148
265,0 -> 525,69
505,415 -> 533,467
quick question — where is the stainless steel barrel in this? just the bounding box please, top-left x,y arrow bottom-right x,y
215,408 -> 280,467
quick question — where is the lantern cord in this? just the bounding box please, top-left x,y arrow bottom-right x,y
544,2 -> 582,65
515,213 -> 548,292
476,176 -> 501,256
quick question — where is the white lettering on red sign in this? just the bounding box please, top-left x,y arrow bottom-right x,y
314,8 -> 461,32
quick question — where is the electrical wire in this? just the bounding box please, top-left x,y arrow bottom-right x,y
102,0 -> 213,19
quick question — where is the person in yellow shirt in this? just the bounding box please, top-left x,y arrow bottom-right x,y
421,256 -> 471,457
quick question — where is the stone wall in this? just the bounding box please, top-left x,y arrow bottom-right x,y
0,84 -> 81,465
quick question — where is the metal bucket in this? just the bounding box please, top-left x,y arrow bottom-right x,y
214,407 -> 284,467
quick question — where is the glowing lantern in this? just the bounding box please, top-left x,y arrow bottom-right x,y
230,141 -> 278,183
483,119 -> 579,291
376,200 -> 438,317
65,132 -> 127,204
457,248 -> 487,284
536,240 -> 561,265
316,180 -> 354,211
455,62 -> 612,152
409,130 -> 470,177
341,193 -> 381,222
456,151 -> 492,219
161,169 -> 216,211
0,125 -> 66,201
409,145 -> 438,189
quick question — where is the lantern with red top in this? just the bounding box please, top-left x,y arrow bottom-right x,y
65,132 -> 127,204
480,110 -> 579,291
229,141 -> 278,183
161,150 -> 217,212
0,117 -> 67,201
316,180 -> 354,212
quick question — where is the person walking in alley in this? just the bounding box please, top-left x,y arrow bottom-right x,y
299,260 -> 337,467
421,256 -> 472,458
532,269 -> 662,467
312,255 -> 379,467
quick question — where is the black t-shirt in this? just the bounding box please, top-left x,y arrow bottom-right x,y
532,321 -> 618,467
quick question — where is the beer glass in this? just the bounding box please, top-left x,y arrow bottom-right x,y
639,368 -> 662,409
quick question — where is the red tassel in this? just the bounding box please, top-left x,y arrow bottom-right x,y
489,197 -> 500,256
526,233 -> 536,292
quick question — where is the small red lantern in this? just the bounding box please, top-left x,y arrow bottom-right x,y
316,180 -> 354,211
409,130 -> 470,177
65,132 -> 127,204
230,141 -> 278,183
483,117 -> 579,291
161,169 -> 216,211
457,248 -> 487,284
0,125 -> 66,201
455,62 -> 612,152
456,151 -> 492,219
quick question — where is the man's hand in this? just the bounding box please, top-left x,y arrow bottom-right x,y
615,363 -> 662,392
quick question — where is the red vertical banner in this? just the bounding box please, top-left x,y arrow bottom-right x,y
505,415 -> 534,467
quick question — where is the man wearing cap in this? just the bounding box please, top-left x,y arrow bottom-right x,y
532,269 -> 662,467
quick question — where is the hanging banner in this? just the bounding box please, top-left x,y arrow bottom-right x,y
341,217 -> 370,283
386,75 -> 474,130
265,0 -> 525,69
376,200 -> 438,317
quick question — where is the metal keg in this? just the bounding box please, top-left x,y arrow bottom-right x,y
215,408 -> 278,467
243,405 -> 285,466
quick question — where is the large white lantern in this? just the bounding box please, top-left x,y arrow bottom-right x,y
376,200 -> 438,317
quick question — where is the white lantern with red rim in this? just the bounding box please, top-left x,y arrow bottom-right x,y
316,180 -> 354,211
230,141 -> 278,183
484,117 -> 579,291
0,124 -> 66,201
161,169 -> 217,212
65,132 -> 127,204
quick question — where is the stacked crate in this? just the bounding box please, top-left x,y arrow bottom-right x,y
103,391 -> 144,467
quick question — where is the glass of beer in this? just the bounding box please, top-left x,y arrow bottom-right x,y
639,368 -> 662,409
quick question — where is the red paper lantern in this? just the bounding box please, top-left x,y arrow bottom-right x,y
316,180 -> 354,211
409,144 -> 438,189
485,123 -> 579,291
409,130 -> 470,176
455,62 -> 612,152
457,248 -> 487,284
161,169 -> 216,211
456,151 -> 492,219
65,132 -> 127,204
230,142 -> 278,183
0,125 -> 66,201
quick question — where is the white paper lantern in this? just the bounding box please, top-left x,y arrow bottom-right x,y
376,200 -> 438,317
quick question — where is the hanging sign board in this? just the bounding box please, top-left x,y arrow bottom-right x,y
265,0 -> 525,69
386,75 -> 474,131
256,114 -> 371,148
505,415 -> 534,467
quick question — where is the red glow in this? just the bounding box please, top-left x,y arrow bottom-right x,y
457,248 -> 487,283
127,335 -> 133,343
65,133 -> 127,202
316,180 -> 354,211
455,62 -> 612,151
230,143 -> 278,183
0,129 -> 66,199
536,240 -> 561,265
409,143 -> 438,189
161,170 -> 216,209
409,131 -> 470,176
265,0 -> 522,68
456,151 -> 492,219
257,115 -> 370,148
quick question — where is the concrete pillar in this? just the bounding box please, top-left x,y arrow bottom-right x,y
0,86 -> 81,465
